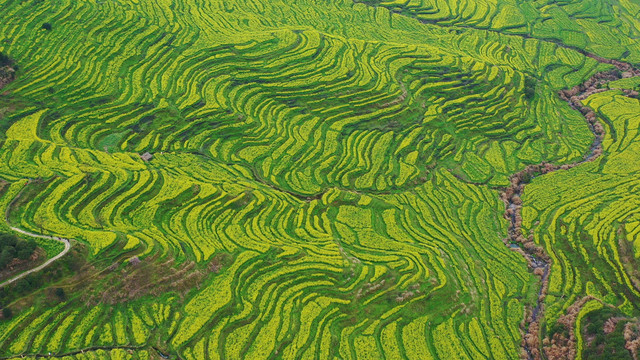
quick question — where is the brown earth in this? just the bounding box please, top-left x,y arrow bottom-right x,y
0,65 -> 15,90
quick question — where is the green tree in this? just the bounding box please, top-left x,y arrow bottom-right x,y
1,307 -> 12,319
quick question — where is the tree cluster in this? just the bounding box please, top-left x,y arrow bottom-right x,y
0,51 -> 17,89
0,232 -> 37,269
0,52 -> 13,67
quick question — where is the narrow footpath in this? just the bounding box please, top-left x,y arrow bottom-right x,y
0,227 -> 70,289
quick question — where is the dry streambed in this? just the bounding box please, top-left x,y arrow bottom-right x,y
502,59 -> 640,359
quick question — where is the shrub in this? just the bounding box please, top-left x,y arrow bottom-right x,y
0,52 -> 13,67
0,233 -> 37,268
2,307 -> 12,319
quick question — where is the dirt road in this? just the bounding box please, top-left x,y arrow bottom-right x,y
0,226 -> 71,289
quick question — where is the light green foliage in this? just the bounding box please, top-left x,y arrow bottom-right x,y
523,91 -> 640,326
609,76 -> 640,90
0,0 -> 637,358
363,0 -> 640,62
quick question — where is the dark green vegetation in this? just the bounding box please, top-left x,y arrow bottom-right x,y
0,51 -> 17,90
0,52 -> 14,68
0,0 -> 639,359
0,232 -> 36,269
581,307 -> 631,360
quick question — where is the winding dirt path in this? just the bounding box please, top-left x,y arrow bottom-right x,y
0,228 -> 71,289
502,60 -> 640,359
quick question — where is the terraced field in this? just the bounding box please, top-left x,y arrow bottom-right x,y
0,0 -> 639,358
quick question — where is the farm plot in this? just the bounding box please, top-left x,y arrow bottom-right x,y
0,0 -> 638,358
522,91 -> 640,358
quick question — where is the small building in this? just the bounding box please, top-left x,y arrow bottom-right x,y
140,152 -> 153,161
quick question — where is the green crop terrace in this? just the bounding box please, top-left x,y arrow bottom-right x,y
0,0 -> 639,358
